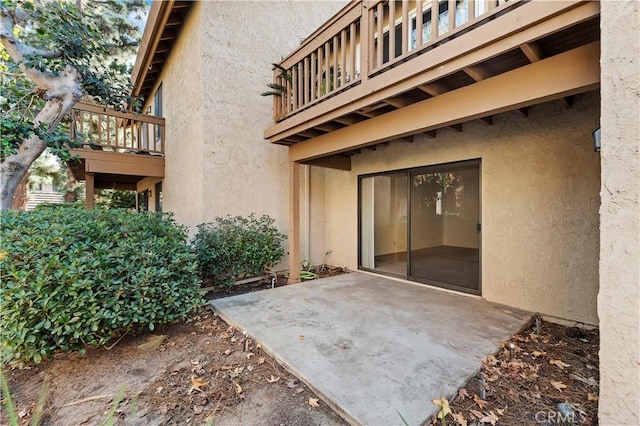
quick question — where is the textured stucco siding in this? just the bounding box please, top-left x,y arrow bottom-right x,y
194,1 -> 343,236
598,1 -> 640,424
156,2 -> 205,228
155,0 -> 343,243
311,93 -> 601,324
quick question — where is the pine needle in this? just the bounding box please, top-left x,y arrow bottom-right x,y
137,334 -> 169,351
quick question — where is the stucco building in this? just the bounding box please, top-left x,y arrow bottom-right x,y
68,1 -> 639,424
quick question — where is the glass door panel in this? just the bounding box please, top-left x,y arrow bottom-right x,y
409,163 -> 480,292
359,173 -> 408,276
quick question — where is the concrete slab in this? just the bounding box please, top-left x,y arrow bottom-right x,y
210,273 -> 532,426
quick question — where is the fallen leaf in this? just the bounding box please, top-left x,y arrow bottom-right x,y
247,365 -> 255,372
551,381 -> 567,391
193,405 -> 203,415
308,397 -> 320,408
473,394 -> 488,410
469,409 -> 484,419
155,386 -> 163,395
233,366 -> 244,375
246,352 -> 255,359
190,377 -> 208,393
257,357 -> 265,365
588,392 -> 599,401
496,408 -> 505,416
256,342 -> 262,349
223,349 -> 231,356
457,388 -> 470,401
295,387 -> 304,394
234,382 -> 243,394
286,380 -> 298,389
267,375 -> 280,383
432,396 -> 452,419
531,350 -> 547,357
480,411 -> 499,425
549,359 -> 571,370
231,336 -> 238,343
452,412 -> 467,426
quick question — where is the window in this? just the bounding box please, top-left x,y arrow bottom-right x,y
155,182 -> 163,212
137,190 -> 149,212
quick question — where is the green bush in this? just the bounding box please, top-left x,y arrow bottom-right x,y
0,208 -> 203,365
193,214 -> 286,286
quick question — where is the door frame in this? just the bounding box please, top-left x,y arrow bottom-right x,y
357,158 -> 482,295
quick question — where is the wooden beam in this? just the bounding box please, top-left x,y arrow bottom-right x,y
448,124 -> 463,132
384,96 -> 415,109
515,107 -> 529,118
478,116 -> 493,126
288,161 -> 301,284
333,115 -> 365,125
314,122 -> 343,132
418,82 -> 452,97
559,95 -> 575,110
289,43 -> 600,161
520,42 -> 544,62
463,65 -> 490,82
85,172 -> 95,210
266,1 -> 598,142
423,130 -> 437,139
303,154 -> 351,171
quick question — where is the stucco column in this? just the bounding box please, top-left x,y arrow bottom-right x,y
288,160 -> 301,284
598,1 -> 640,424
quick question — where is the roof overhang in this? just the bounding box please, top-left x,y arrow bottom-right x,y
131,1 -> 192,101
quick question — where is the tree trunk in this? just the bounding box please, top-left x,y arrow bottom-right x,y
11,171 -> 30,210
0,7 -> 83,211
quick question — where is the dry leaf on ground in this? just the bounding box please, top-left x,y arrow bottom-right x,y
587,392 -> 598,401
479,411 -> 500,425
257,357 -> 265,365
432,396 -> 452,419
452,412 -> 468,426
473,394 -> 487,409
190,377 -> 208,393
457,388 -> 470,401
267,375 -> 280,383
469,409 -> 483,419
234,382 -> 243,394
308,397 -> 320,408
551,381 -> 567,391
550,359 -> 571,370
286,380 -> 298,389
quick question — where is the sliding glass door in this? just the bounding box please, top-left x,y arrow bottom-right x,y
359,160 -> 480,294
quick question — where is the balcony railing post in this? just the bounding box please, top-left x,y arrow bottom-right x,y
360,2 -> 371,80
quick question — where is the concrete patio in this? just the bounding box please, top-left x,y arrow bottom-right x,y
210,273 -> 532,425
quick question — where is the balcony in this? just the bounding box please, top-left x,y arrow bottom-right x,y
66,102 -> 165,207
264,0 -> 600,166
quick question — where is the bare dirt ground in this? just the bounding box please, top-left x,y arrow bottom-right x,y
4,308 -> 346,425
4,275 -> 599,426
441,319 -> 599,425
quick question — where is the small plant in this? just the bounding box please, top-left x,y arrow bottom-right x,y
260,63 -> 292,97
193,214 -> 286,287
0,207 -> 203,365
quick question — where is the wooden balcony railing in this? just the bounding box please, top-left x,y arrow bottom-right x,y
70,102 -> 165,155
271,0 -> 520,121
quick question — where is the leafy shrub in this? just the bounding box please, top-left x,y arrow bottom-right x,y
0,208 -> 203,365
193,214 -> 286,286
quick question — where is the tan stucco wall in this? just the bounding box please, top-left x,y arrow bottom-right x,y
156,1 -> 205,227
598,1 -> 640,423
311,92 -> 601,324
154,1 -> 344,243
